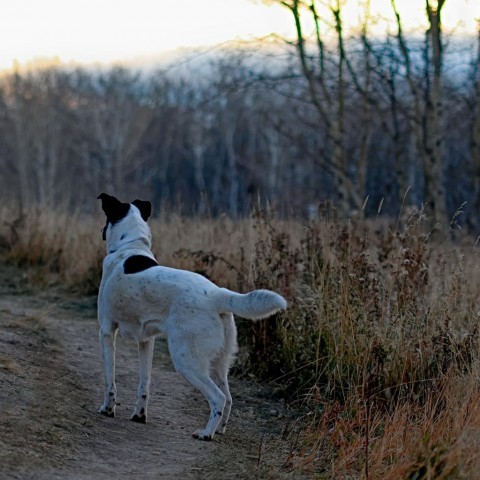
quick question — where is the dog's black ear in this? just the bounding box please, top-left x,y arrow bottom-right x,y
98,193 -> 130,224
132,199 -> 152,221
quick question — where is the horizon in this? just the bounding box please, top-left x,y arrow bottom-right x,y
1,0 -> 478,73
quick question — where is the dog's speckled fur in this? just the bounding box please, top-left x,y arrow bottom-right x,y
97,194 -> 287,440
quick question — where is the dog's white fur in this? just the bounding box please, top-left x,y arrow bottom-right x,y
97,199 -> 287,440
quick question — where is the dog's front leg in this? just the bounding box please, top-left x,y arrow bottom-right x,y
98,326 -> 118,417
131,338 -> 155,423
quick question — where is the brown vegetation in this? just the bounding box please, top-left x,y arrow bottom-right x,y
1,204 -> 480,478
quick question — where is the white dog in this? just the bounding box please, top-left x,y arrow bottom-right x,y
96,193 -> 287,441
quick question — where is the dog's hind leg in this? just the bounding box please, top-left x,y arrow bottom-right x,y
210,358 -> 232,435
211,313 -> 237,434
168,328 -> 226,441
98,326 -> 118,417
178,364 -> 226,441
131,338 -> 155,423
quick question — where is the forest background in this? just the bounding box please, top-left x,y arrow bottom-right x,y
0,0 -> 478,230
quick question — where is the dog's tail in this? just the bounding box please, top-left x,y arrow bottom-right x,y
215,288 -> 287,320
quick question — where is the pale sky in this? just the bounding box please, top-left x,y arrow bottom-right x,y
1,0 -> 478,71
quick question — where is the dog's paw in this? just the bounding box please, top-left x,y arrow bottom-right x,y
130,414 -> 147,424
192,429 -> 213,441
98,405 -> 115,418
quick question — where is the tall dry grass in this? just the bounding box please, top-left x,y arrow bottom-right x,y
0,205 -> 103,291
1,204 -> 480,478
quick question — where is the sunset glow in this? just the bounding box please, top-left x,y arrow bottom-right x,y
1,0 -> 478,71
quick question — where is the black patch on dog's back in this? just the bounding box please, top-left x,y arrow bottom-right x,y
124,255 -> 158,274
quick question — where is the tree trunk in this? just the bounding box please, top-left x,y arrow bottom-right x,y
423,0 -> 447,229
392,0 -> 448,230
471,25 -> 480,229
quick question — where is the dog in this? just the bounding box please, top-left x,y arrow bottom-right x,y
96,193 -> 287,441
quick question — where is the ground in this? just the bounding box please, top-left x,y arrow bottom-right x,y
0,266 -> 295,480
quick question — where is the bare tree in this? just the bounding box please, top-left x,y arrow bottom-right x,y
471,21 -> 480,227
266,0 -> 365,216
391,0 -> 448,229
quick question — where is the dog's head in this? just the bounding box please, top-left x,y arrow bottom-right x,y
98,193 -> 152,253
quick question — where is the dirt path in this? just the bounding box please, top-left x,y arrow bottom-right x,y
0,268 -> 292,479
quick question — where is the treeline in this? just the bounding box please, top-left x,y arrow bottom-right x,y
0,56 -> 301,216
0,26 -> 478,225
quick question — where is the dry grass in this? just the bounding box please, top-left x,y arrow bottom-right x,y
0,205 -> 102,291
1,204 -> 480,478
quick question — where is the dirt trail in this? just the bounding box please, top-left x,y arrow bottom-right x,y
0,267 -> 292,479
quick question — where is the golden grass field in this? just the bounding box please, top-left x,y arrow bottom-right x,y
2,203 -> 480,479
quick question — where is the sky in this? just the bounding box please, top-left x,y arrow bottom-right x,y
1,0 -> 478,72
